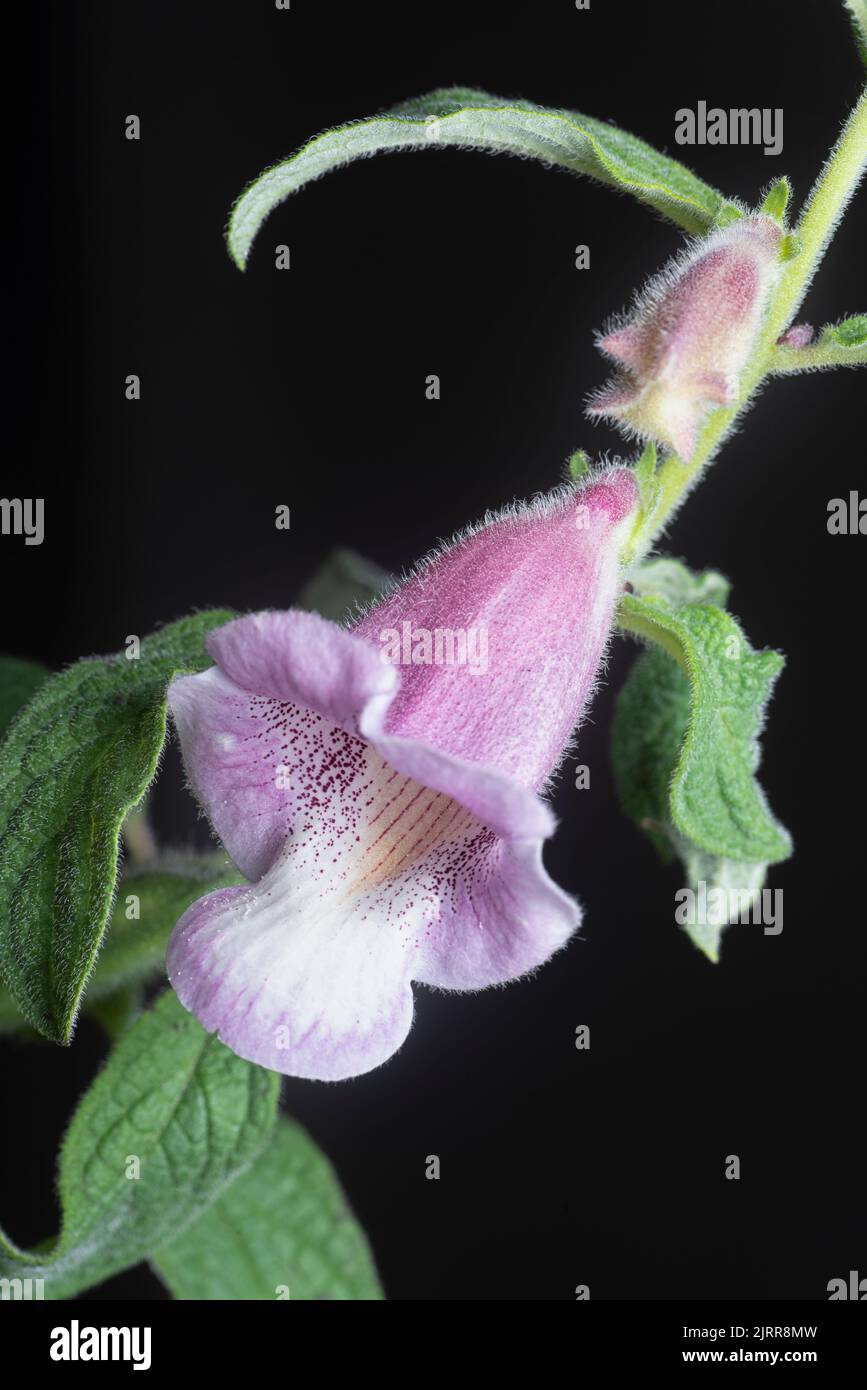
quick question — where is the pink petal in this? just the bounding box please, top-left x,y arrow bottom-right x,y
597,326 -> 646,367
586,382 -> 641,416
356,473 -> 638,791
690,370 -> 736,406
412,836 -> 578,990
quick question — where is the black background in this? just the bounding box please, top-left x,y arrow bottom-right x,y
3,0 -> 865,1301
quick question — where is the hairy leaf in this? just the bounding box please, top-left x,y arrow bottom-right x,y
760,176 -> 791,224
152,1117 -> 383,1301
0,991 -> 279,1298
0,855 -> 242,1034
611,642 -> 689,865
0,656 -> 48,739
631,556 -> 731,608
844,0 -> 867,66
821,312 -> 867,347
0,611 -> 234,1042
612,643 -> 775,960
617,592 -> 790,862
676,841 -> 769,962
228,87 -> 727,269
613,578 -> 790,958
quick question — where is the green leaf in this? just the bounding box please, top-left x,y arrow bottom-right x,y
568,449 -> 591,484
295,546 -> 391,621
844,0 -> 867,66
613,574 -> 791,959
228,87 -> 727,269
621,443 -> 664,563
616,591 -> 791,864
0,610 -> 234,1043
151,1116 -> 383,1301
761,176 -> 791,224
0,655 -> 48,739
0,990 -> 279,1298
711,201 -> 746,230
633,441 -> 657,500
820,313 -> 867,348
612,642 -> 689,865
611,594 -> 788,963
631,555 -> 731,608
675,840 -> 768,962
0,855 -> 243,1035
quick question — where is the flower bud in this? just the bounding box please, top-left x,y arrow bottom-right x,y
587,215 -> 783,460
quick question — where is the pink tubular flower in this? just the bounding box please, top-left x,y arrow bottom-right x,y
166,470 -> 638,1081
587,214 -> 783,461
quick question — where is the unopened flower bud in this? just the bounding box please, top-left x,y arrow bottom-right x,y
587,215 -> 783,460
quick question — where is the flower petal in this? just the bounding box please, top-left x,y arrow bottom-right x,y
168,609 -> 582,1076
412,836 -> 578,990
168,612 -> 396,880
167,880 -> 416,1082
207,608 -> 395,727
167,707 -> 577,1078
169,609 -> 557,883
354,473 -> 637,791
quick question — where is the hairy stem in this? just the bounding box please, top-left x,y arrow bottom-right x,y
769,340 -> 867,373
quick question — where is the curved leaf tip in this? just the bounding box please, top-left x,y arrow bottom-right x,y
227,87 -> 728,270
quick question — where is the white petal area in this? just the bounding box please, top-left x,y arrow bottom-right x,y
167,707 -> 576,1080
167,877 -> 417,1083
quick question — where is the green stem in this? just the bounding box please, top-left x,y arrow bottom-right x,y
631,87 -> 867,559
769,340 -> 867,373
